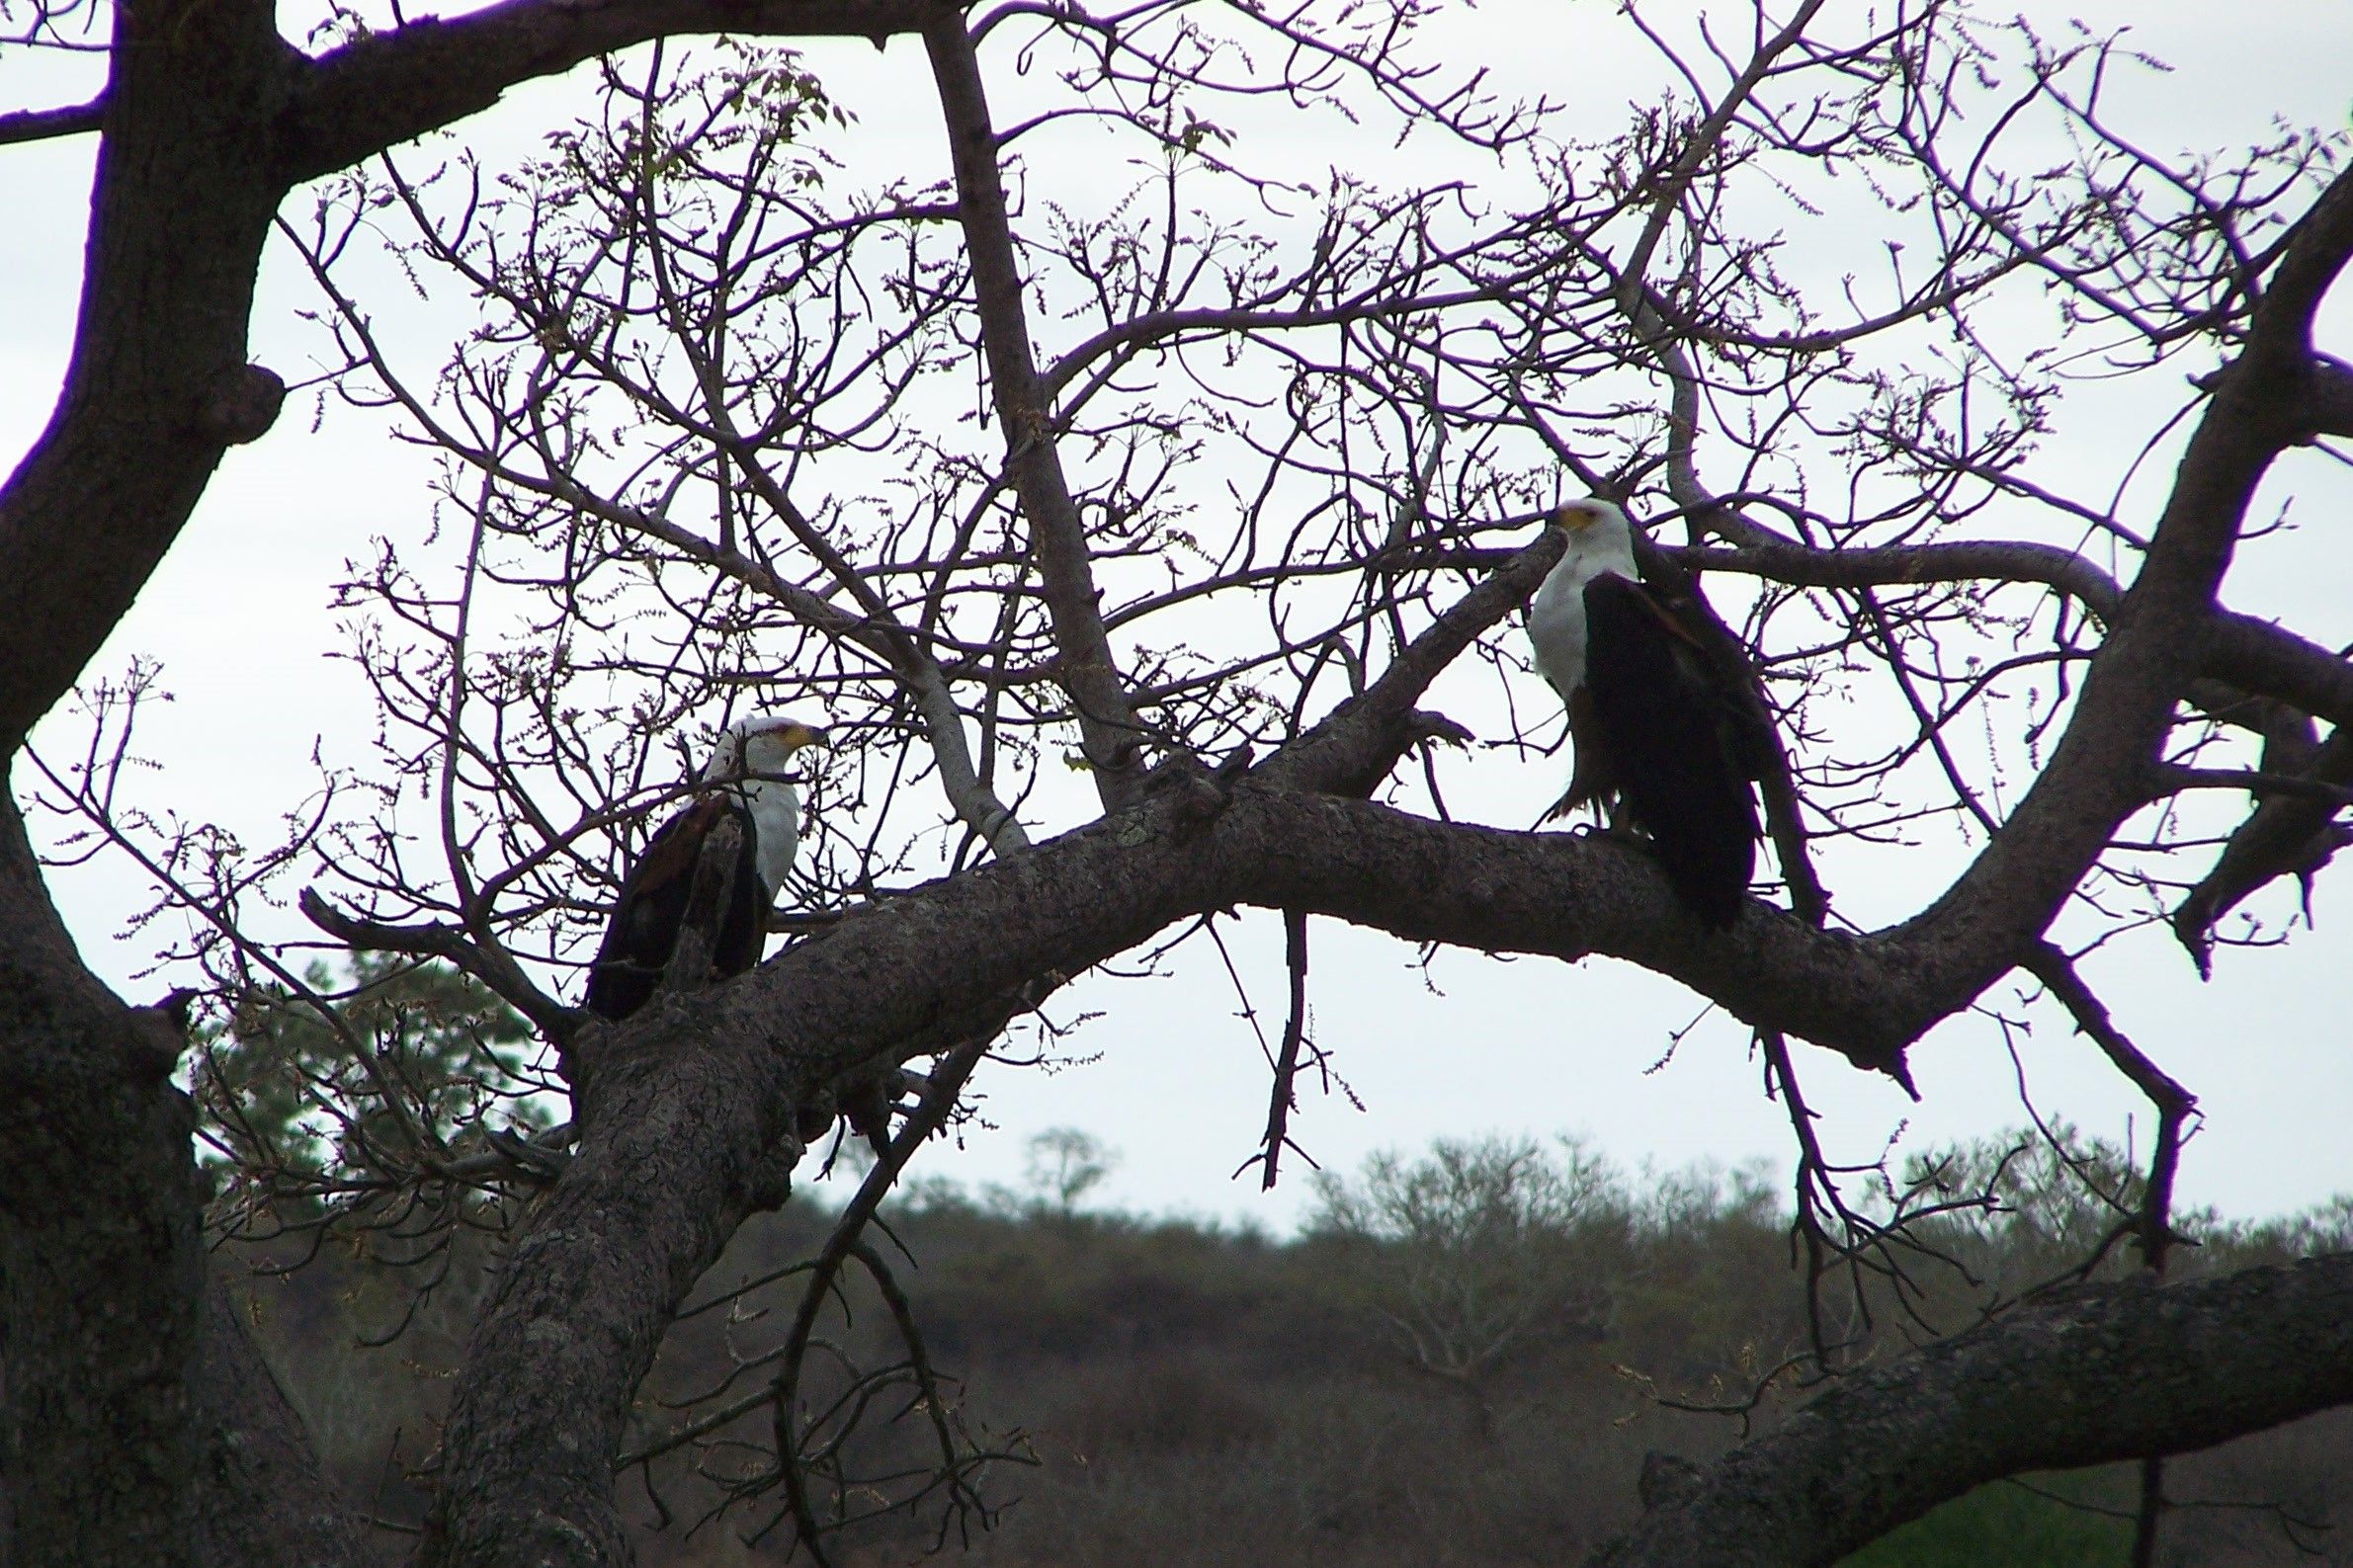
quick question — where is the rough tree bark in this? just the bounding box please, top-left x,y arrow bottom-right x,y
1589,1255 -> 2353,1568
0,794 -> 208,1563
197,1279 -> 370,1568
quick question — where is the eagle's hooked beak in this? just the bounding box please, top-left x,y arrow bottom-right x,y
720,716 -> 830,783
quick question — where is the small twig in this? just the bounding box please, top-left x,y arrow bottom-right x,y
2022,943 -> 2198,1272
2022,941 -> 2203,1566
1255,910 -> 1311,1192
772,1034 -> 992,1566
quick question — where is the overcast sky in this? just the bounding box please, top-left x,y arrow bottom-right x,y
6,1 -> 2352,1231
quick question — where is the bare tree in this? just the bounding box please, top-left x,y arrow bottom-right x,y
1024,1127 -> 1121,1215
5,1 -> 2352,1566
1311,1135 -> 1623,1436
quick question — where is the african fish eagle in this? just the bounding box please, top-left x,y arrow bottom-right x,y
585,715 -> 827,1020
1527,499 -> 1767,929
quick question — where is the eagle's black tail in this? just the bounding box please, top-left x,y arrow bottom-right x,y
1581,574 -> 1759,930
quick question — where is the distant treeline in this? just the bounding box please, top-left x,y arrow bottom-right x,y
232,1130 -> 2352,1567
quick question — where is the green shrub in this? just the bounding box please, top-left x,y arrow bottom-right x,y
1840,1474 -> 2133,1567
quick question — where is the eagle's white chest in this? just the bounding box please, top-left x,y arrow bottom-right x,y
1528,565 -> 1592,696
1529,534 -> 1639,697
739,778 -> 801,899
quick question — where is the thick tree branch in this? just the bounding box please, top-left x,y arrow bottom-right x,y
407,761 -> 1592,1559
1670,538 -> 2124,624
2255,172 -> 2353,344
1208,790 -> 1913,1074
0,95 -> 107,145
1585,1254 -> 2353,1568
2171,727 -> 2353,975
1680,537 -> 2348,734
0,0 -> 287,756
774,782 -> 1897,1066
278,0 -> 938,182
420,1019 -> 795,1568
1670,538 -> 2353,731
0,15 -> 306,1561
923,12 -> 1150,806
1892,164 -> 2353,978
1264,530 -> 1564,796
2203,610 -> 2353,730
431,711 -> 2344,1559
403,516 -> 2327,1557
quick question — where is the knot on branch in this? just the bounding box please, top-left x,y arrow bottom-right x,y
2303,354 -> 2353,441
1169,766 -> 1231,827
1638,1450 -> 1703,1513
2195,352 -> 2353,445
561,1014 -> 612,1089
1139,752 -> 1239,832
1401,707 -> 1474,750
149,986 -> 199,1036
125,1001 -> 192,1082
195,364 -> 286,447
792,1086 -> 838,1145
743,1132 -> 803,1213
1846,1038 -> 1918,1098
126,987 -> 199,1081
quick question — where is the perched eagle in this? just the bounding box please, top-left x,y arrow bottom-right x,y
1527,498 -> 1768,929
585,715 -> 827,1020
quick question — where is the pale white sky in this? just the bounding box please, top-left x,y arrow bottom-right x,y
5,2 -> 2351,1231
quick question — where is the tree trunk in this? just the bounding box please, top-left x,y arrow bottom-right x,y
0,796 -> 206,1565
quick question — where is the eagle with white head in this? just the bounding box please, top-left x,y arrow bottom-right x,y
585,715 -> 827,1019
1527,499 -> 1769,929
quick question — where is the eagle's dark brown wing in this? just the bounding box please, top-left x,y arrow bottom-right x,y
1580,573 -> 1762,929
585,793 -> 767,1020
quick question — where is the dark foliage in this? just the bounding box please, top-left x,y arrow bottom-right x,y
233,1137 -> 2353,1568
